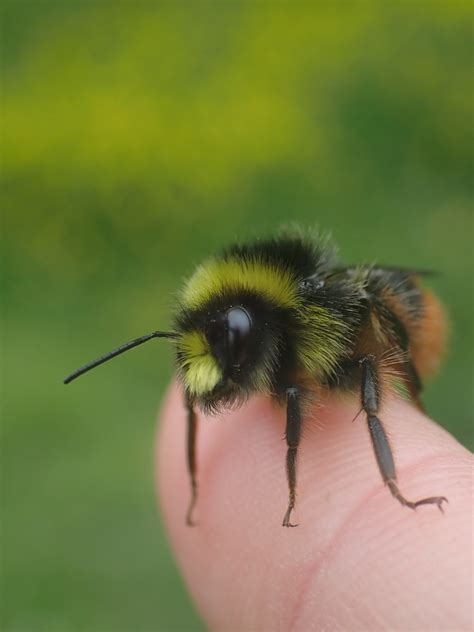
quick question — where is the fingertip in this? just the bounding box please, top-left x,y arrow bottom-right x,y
156,385 -> 472,630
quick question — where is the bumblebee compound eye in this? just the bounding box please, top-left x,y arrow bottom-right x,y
226,307 -> 253,368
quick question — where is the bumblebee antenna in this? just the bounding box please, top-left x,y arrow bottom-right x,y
63,331 -> 178,384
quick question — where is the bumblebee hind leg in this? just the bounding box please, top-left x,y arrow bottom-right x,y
359,356 -> 447,512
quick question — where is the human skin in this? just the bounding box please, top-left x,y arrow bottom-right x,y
156,383 -> 473,631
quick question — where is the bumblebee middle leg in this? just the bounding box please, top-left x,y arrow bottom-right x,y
359,356 -> 447,512
282,387 -> 303,527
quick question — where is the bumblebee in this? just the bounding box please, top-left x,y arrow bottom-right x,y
64,229 -> 448,526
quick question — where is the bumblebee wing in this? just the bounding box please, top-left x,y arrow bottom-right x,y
335,265 -> 438,278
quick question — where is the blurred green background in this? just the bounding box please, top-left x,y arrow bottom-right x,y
2,2 -> 473,630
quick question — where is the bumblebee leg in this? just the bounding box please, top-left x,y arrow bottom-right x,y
360,356 -> 447,512
185,400 -> 198,526
282,387 -> 303,527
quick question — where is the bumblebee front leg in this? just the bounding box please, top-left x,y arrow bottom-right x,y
185,399 -> 198,526
359,356 -> 447,512
282,387 -> 303,527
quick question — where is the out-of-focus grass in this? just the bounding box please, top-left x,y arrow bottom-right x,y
2,3 -> 473,631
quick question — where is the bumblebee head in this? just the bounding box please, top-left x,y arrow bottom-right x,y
173,253 -> 303,405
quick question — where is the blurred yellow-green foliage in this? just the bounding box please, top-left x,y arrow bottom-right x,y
2,2 -> 473,630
